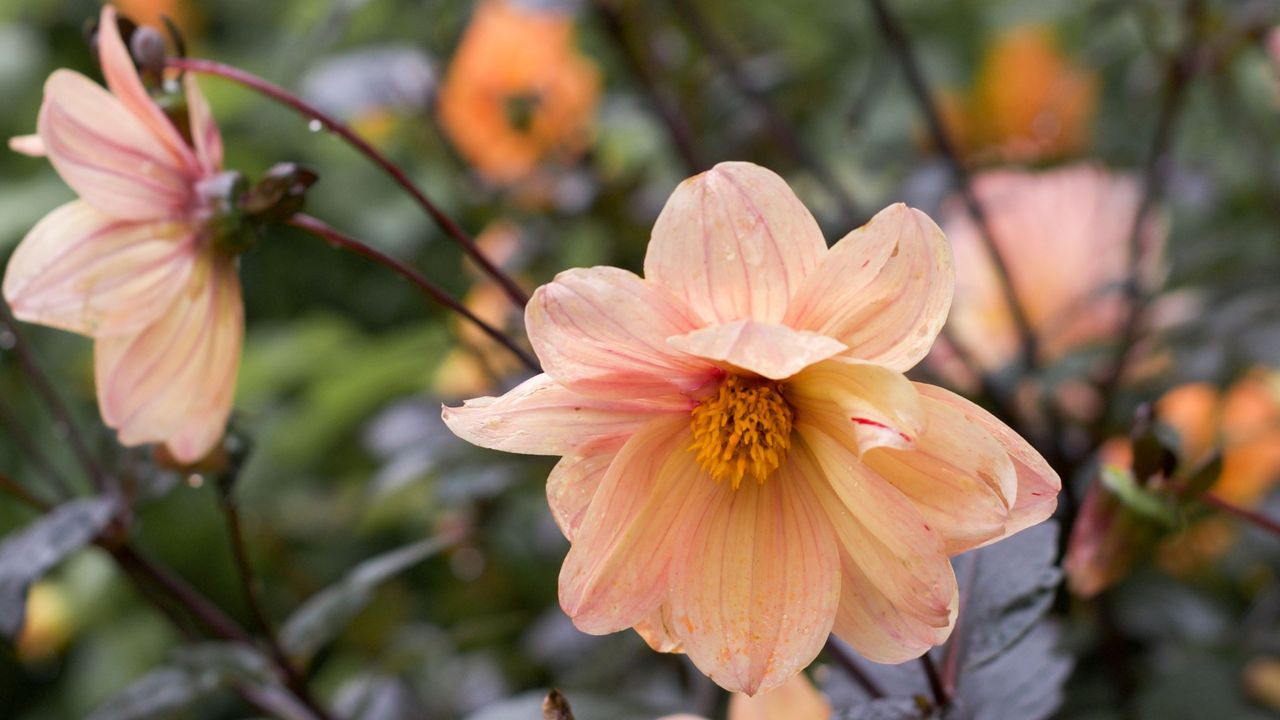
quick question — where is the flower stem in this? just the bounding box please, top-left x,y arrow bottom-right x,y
663,0 -> 866,229
589,0 -> 705,174
167,56 -> 531,311
919,652 -> 950,709
0,397 -> 75,501
1201,492 -> 1280,537
0,471 -> 54,513
822,636 -> 886,699
288,213 -> 540,373
863,0 -> 1038,376
1092,0 -> 1204,420
1,301 -> 112,496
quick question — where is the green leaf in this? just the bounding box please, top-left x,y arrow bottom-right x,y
0,497 -> 116,639
280,535 -> 454,663
1100,466 -> 1177,526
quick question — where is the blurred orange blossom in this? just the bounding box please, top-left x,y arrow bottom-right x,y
3,5 -> 242,464
438,0 -> 600,186
443,162 -> 1060,694
660,672 -> 831,720
941,25 -> 1096,163
1065,370 -> 1280,597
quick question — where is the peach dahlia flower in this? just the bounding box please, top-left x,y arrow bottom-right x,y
444,162 -> 1060,694
3,5 -> 241,464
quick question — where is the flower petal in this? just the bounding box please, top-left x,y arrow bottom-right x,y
787,359 -> 925,455
915,383 -> 1060,543
546,436 -> 625,540
442,374 -> 686,456
95,256 -> 242,464
38,70 -> 191,220
527,266 -> 710,398
559,416 -> 718,634
3,201 -> 195,337
184,73 -> 223,174
645,162 -> 826,325
9,134 -> 45,157
634,604 -> 684,654
97,5 -> 196,174
667,457 -> 840,695
861,391 -> 1017,555
796,428 -> 958,663
785,204 -> 953,372
667,319 -> 847,380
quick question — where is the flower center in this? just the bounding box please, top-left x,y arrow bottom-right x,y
689,375 -> 794,489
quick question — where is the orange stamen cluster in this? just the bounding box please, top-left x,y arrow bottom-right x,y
689,375 -> 793,489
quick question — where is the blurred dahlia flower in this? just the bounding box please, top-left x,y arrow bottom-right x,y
437,0 -> 600,186
3,5 -> 242,464
940,24 -> 1096,163
444,162 -> 1059,694
937,164 -> 1164,378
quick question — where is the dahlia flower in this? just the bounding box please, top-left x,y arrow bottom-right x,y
444,162 -> 1059,694
3,5 -> 242,464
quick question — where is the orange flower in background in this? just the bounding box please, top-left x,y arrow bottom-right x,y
444,162 -> 1060,694
434,220 -> 529,398
114,0 -> 195,33
3,6 -> 242,464
946,25 -> 1096,163
17,581 -> 75,663
1065,370 -> 1280,597
438,0 -> 600,186
937,164 -> 1164,377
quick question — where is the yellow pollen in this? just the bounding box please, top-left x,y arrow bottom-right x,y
688,375 -> 793,489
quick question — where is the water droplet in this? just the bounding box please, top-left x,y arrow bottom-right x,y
187,473 -> 205,488
307,119 -> 323,133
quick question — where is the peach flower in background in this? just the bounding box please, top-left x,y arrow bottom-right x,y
3,5 -> 242,464
114,0 -> 196,33
940,24 -> 1096,163
444,162 -> 1060,694
661,672 -> 831,720
1065,370 -> 1280,597
434,220 -> 530,398
17,581 -> 75,664
437,0 -> 600,186
937,164 -> 1164,377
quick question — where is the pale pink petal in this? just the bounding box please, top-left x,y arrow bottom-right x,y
546,436 -> 624,540
645,162 -> 826,326
785,204 -> 953,372
526,266 -> 711,398
97,6 -> 196,173
38,70 -> 191,220
184,73 -> 223,174
667,458 -> 840,696
787,359 -> 925,455
3,201 -> 195,337
95,256 -> 243,464
9,134 -> 45,157
796,428 -> 958,664
441,374 -> 687,456
727,673 -> 832,720
560,416 -> 720,634
634,604 -> 684,653
861,391 -> 1017,555
916,383 -> 1060,543
666,319 -> 847,380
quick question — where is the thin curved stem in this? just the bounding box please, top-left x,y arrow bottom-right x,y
0,397 -> 75,500
1202,492 -> 1280,537
862,0 -> 1038,374
288,214 -> 540,373
1,301 -> 111,495
167,56 -> 530,311
823,637 -> 886,699
919,652 -> 950,709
